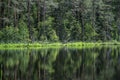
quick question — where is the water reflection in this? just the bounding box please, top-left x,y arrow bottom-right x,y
0,47 -> 120,80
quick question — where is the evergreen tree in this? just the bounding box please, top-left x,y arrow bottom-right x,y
0,0 -> 119,42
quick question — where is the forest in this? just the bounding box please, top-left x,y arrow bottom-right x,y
0,0 -> 120,43
1,1 -> 120,80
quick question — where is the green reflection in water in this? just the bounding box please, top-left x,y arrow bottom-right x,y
0,46 -> 120,80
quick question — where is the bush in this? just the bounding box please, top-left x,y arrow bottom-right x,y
18,20 -> 29,42
0,20 -> 30,43
0,26 -> 19,43
48,29 -> 59,42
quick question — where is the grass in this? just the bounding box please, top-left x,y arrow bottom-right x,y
0,42 -> 62,50
0,41 -> 120,49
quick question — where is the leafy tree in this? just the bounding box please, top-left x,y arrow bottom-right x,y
18,20 -> 29,42
70,20 -> 81,41
38,17 -> 59,41
0,0 -> 120,42
1,26 -> 19,42
84,23 -> 97,41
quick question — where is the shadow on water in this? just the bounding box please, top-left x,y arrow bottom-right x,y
0,46 -> 120,80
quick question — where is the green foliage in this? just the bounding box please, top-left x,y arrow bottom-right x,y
48,29 -> 59,42
38,17 -> 59,41
84,23 -> 97,41
70,20 -> 81,41
0,31 -> 3,40
40,34 -> 47,41
0,20 -> 29,43
31,27 -> 38,41
18,20 -> 29,42
0,0 -> 120,42
0,26 -> 19,42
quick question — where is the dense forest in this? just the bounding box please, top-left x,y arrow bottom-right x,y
0,0 -> 120,43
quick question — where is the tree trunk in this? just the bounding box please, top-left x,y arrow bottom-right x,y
43,0 -> 46,40
37,0 -> 40,27
117,18 -> 120,41
14,4 -> 17,27
0,0 -> 5,28
92,0 -> 96,41
7,0 -> 10,26
78,1 -> 84,42
27,0 -> 32,42
79,12 -> 84,41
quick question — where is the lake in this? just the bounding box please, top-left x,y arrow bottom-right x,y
0,46 -> 120,80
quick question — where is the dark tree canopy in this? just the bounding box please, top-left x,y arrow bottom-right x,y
0,0 -> 120,42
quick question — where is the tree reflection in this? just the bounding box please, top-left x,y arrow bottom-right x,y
0,47 -> 120,80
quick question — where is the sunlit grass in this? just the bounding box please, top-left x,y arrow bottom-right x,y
0,41 -> 120,50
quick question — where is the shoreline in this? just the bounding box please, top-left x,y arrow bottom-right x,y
0,42 -> 120,49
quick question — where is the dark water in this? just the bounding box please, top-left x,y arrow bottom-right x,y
0,47 -> 120,80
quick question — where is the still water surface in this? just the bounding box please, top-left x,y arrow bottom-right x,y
0,46 -> 120,80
